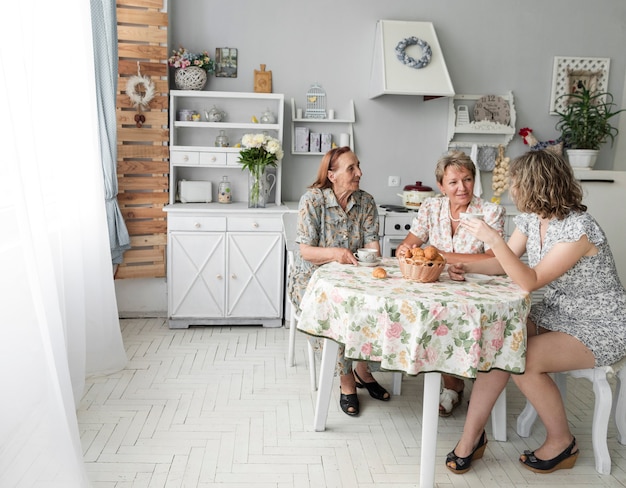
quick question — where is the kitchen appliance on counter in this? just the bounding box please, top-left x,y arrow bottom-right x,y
397,181 -> 435,208
378,204 -> 419,257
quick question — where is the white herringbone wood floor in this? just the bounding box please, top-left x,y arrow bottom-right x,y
78,318 -> 626,487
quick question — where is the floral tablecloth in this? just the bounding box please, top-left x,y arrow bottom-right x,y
297,258 -> 531,378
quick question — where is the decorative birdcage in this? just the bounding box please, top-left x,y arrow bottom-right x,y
305,83 -> 327,119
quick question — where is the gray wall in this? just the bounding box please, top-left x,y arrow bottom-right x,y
169,0 -> 626,204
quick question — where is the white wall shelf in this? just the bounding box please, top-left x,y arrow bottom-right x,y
290,98 -> 355,155
447,92 -> 516,149
169,90 -> 284,205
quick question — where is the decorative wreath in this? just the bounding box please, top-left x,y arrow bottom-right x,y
125,74 -> 155,110
395,37 -> 432,69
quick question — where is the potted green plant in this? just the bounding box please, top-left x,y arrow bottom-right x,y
555,82 -> 625,168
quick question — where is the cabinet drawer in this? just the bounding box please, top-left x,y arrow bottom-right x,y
168,215 -> 227,232
171,151 -> 199,165
228,217 -> 282,232
226,152 -> 243,166
199,152 -> 227,165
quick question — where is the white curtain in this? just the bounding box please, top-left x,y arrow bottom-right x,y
0,1 -> 128,486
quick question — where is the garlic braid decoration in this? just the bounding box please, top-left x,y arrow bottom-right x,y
491,145 -> 510,204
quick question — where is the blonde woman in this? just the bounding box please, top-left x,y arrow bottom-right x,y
445,150 -> 626,474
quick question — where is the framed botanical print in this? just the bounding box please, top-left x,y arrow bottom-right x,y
549,56 -> 610,114
215,48 -> 238,78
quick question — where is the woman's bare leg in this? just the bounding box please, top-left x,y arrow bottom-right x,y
452,369 -> 510,457
512,330 -> 594,460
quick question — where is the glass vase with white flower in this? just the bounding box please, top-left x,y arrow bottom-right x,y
238,133 -> 283,208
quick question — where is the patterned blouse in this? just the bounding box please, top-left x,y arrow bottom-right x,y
287,187 -> 379,307
408,196 -> 505,252
518,211 -> 626,366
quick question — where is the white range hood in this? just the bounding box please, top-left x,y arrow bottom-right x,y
369,20 -> 455,99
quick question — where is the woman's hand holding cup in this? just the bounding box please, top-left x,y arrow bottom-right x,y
460,215 -> 499,247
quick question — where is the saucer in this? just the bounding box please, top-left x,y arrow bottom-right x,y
357,257 -> 382,267
463,273 -> 493,283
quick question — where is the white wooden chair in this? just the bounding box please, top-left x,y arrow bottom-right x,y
516,359 -> 626,475
282,212 -> 403,395
283,212 -> 317,390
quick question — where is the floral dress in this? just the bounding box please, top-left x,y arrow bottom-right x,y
287,187 -> 380,375
408,196 -> 506,252
517,212 -> 626,367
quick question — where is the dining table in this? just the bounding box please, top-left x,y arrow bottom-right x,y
297,258 -> 531,488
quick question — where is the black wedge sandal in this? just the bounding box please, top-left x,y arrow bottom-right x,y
353,369 -> 390,401
445,430 -> 488,474
519,437 -> 579,474
339,388 -> 359,416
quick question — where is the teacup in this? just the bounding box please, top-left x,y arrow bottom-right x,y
460,212 -> 484,221
354,248 -> 378,262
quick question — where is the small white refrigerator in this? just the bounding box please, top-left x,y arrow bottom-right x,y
575,169 -> 626,285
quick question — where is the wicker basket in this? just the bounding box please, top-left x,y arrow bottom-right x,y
398,256 -> 446,283
175,67 -> 208,90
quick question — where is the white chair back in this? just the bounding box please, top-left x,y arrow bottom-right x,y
282,211 -> 298,260
282,212 -> 318,389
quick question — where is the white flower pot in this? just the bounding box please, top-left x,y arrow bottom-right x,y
566,149 -> 599,169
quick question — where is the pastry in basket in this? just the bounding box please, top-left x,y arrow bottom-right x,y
423,245 -> 440,261
406,247 -> 425,262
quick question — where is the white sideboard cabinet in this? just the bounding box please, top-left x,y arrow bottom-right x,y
165,91 -> 287,329
165,209 -> 285,328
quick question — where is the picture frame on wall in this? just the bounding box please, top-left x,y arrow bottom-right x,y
215,48 -> 238,78
549,56 -> 610,114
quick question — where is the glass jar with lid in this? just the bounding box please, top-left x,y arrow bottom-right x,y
215,130 -> 229,147
218,176 -> 232,203
260,108 -> 276,124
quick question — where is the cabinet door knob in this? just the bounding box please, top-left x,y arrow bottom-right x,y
194,222 -> 201,228
253,222 -> 259,228
216,274 -> 223,280
231,274 -> 237,279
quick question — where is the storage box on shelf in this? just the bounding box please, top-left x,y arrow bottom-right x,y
290,98 -> 355,155
165,90 -> 287,329
447,92 -> 516,149
169,90 -> 284,205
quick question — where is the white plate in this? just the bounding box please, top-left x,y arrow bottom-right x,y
463,273 -> 494,283
357,258 -> 382,267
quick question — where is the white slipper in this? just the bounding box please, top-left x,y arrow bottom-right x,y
439,388 -> 462,417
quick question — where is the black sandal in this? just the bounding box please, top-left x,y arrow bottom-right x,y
339,388 -> 359,416
445,430 -> 488,474
519,437 -> 579,473
353,369 -> 390,401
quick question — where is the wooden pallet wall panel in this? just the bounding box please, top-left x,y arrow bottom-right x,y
115,0 -> 168,280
